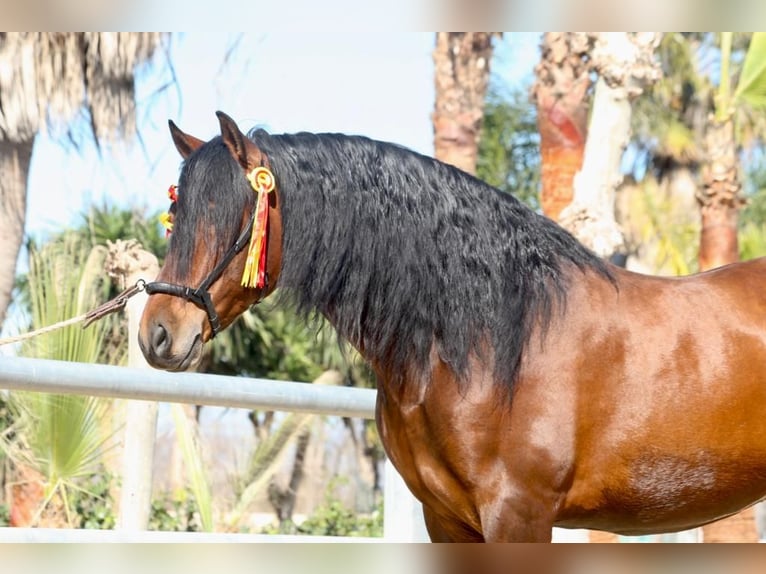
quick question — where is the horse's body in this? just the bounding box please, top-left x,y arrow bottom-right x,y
380,261 -> 766,541
139,112 -> 766,541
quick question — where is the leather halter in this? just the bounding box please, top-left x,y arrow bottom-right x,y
144,199 -> 263,338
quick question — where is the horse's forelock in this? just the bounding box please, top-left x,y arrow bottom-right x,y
166,137 -> 254,279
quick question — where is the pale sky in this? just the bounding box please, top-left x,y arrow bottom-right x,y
24,32 -> 430,239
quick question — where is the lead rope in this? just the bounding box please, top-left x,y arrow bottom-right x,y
0,280 -> 146,346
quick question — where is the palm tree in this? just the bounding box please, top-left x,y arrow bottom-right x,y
558,33 -> 661,258
621,33 -> 710,275
1,233 -> 120,526
530,32 -> 595,221
697,32 -> 766,272
432,32 -> 500,174
0,32 -> 166,331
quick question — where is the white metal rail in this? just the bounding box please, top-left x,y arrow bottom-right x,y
0,356 -> 377,419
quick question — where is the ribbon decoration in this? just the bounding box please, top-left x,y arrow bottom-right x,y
160,185 -> 178,237
241,166 -> 276,289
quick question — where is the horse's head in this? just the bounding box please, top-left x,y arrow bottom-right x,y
138,112 -> 282,371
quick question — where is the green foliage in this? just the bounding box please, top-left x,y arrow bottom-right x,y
738,222 -> 766,261
7,394 -> 109,482
68,470 -> 116,529
2,392 -> 114,525
626,33 -> 766,271
1,232 -> 119,526
208,303 -> 325,381
631,33 -> 713,167
739,156 -> 766,260
12,203 -> 164,367
733,32 -> 766,110
724,33 -> 766,150
261,480 -> 383,538
0,393 -> 12,432
170,404 -> 213,532
0,503 -> 9,526
79,201 -> 168,263
149,490 -> 202,532
477,86 -> 540,209
741,154 -> 766,226
208,300 -> 374,388
296,498 -> 382,538
21,232 -> 123,364
625,177 -> 700,276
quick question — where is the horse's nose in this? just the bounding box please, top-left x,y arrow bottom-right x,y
139,311 -> 204,371
149,322 -> 171,358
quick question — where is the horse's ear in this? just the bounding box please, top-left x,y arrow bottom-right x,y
216,111 -> 263,170
168,120 -> 205,159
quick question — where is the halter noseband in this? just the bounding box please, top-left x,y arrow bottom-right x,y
145,211 -> 260,337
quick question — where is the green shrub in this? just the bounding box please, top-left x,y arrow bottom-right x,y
261,481 -> 383,538
296,498 -> 383,538
148,490 -> 202,532
69,471 -> 116,529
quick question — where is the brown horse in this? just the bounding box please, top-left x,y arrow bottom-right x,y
139,112 -> 766,542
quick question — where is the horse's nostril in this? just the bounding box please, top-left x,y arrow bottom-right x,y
151,323 -> 171,356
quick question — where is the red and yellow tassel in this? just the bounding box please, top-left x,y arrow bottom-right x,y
241,166 -> 276,288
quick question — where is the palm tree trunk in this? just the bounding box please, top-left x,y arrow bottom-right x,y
698,117 -> 756,542
531,33 -> 594,221
557,75 -> 628,256
559,33 -> 660,258
0,139 -> 33,329
268,428 -> 311,525
697,117 -> 744,272
432,32 -> 498,175
345,417 -> 382,509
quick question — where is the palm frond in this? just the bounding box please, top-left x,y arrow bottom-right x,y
0,33 -> 165,144
1,232 -> 121,524
734,33 -> 766,110
170,404 -> 213,532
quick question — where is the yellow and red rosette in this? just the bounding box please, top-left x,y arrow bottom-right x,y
241,167 -> 276,289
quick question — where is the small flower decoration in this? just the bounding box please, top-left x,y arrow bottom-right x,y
160,185 -> 178,237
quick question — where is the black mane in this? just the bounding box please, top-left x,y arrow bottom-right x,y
173,129 -> 613,388
250,130 -> 613,387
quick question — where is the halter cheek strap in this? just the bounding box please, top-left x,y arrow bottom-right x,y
144,200 -> 261,338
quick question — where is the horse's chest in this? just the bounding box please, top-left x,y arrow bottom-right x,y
375,394 -> 459,501
374,383 -> 505,531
